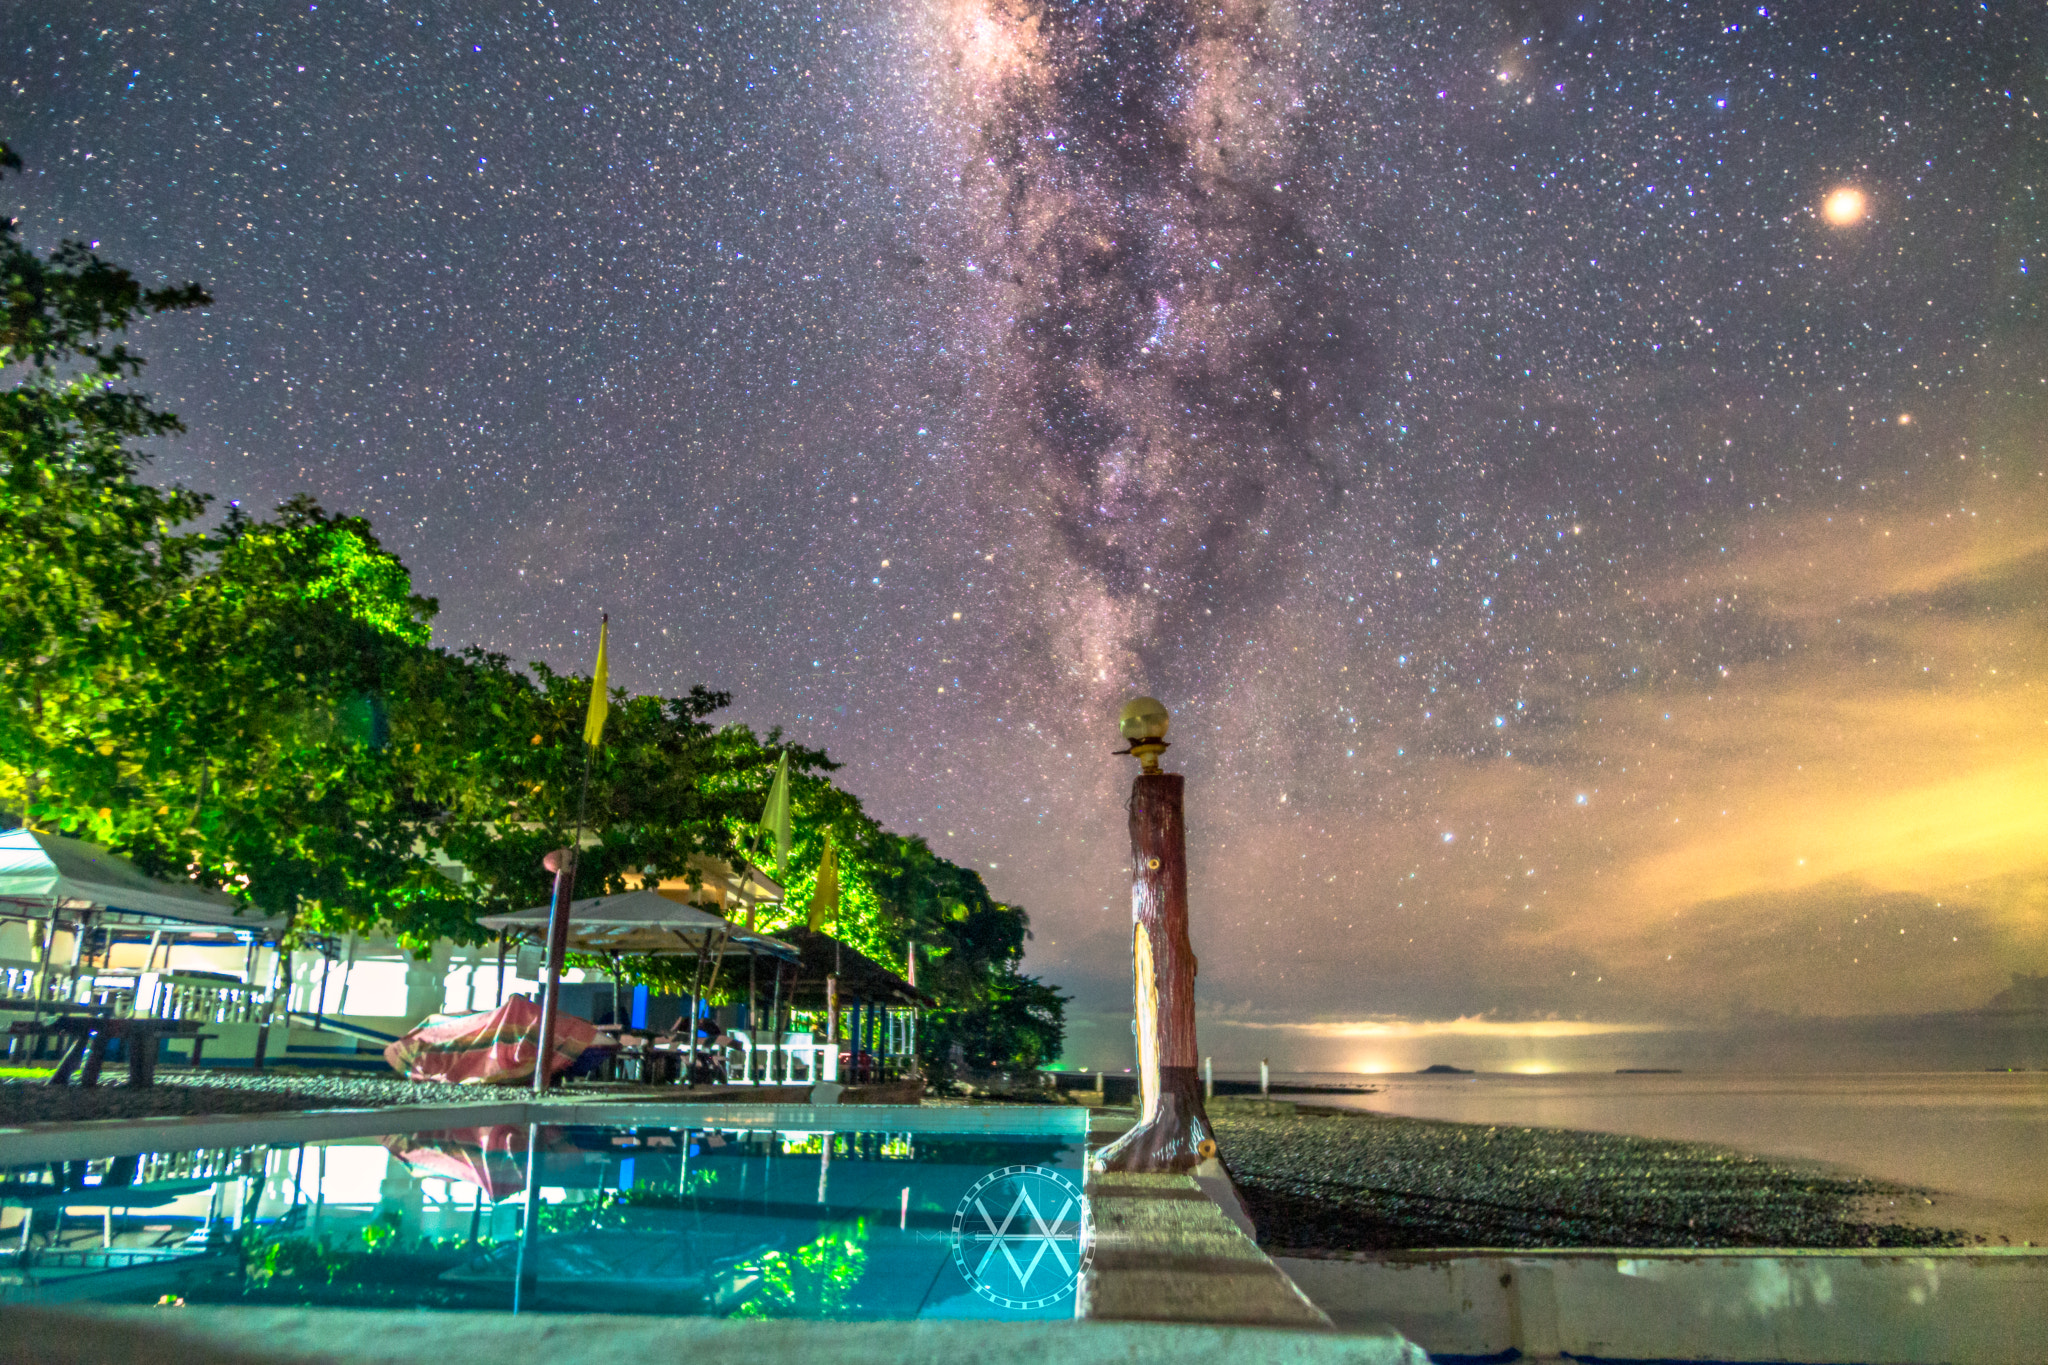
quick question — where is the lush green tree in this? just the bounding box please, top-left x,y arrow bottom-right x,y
0,143 -> 212,830
918,968 -> 1069,1075
0,151 -> 1065,1059
123,498 -> 452,934
423,663 -> 754,924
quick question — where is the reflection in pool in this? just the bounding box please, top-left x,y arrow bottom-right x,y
1,1124 -> 1085,1321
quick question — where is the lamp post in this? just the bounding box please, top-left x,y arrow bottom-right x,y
1092,696 -> 1217,1173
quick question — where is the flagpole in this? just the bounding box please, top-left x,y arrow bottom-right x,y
534,614 -> 605,1097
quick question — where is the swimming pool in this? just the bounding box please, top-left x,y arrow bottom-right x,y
0,1103 -> 1088,1322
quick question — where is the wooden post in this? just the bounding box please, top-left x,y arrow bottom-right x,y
1094,700 -> 1216,1174
768,959 -> 786,1085
825,972 -> 838,1082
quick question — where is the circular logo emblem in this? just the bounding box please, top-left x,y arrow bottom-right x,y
950,1164 -> 1086,1309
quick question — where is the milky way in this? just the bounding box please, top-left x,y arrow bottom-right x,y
900,0 -> 1379,687
7,0 -> 2044,1064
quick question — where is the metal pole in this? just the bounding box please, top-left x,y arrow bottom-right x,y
531,847 -> 578,1096
335,933 -> 357,1016
314,943 -> 332,1028
513,1122 -> 541,1312
62,909 -> 89,1008
533,659 -> 601,1095
241,936 -> 261,1020
31,906 -> 57,1025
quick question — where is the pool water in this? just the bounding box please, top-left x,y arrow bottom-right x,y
1,1123 -> 1087,1320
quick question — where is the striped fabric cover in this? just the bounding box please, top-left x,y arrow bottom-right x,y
382,994 -> 601,1084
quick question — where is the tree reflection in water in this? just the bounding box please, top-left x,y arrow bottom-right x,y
725,1218 -> 870,1319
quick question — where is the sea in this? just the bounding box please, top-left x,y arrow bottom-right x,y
1258,1069 -> 2048,1240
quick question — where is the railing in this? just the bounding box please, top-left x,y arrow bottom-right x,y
1,963 -> 138,1031
727,1030 -> 834,1084
0,959 -> 38,1008
148,973 -> 271,1025
74,977 -> 138,1017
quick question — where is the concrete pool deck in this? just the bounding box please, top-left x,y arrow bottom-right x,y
7,1097 -> 2047,1362
8,1308 -> 1428,1365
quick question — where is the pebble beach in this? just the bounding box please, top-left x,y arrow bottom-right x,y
1212,1103 -> 1977,1251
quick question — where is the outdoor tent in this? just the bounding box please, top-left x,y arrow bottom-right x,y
0,827 -> 280,931
478,889 -> 797,962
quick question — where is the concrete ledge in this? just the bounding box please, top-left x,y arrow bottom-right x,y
1278,1247 -> 2048,1364
1081,1170 -> 1337,1331
11,1307 -> 1428,1365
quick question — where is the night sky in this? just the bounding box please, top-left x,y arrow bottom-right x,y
8,0 -> 2044,1070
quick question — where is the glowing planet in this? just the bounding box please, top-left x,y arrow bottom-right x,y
1822,187 -> 1867,225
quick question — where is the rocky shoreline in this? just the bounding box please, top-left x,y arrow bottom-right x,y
1212,1104 -> 1978,1251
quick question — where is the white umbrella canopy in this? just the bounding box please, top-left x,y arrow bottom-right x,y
0,827 -> 282,931
479,889 -> 797,961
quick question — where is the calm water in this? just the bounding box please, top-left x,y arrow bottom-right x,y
0,1124 -> 1086,1318
1268,1070 -> 2048,1218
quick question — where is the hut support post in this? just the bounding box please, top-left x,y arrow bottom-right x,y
768,961 -> 786,1085
32,908 -> 58,1025
824,974 -> 838,1082
1093,771 -> 1214,1173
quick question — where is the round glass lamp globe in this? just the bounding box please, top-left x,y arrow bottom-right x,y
1119,696 -> 1171,742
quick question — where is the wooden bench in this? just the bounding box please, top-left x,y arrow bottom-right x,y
7,1016 -> 217,1088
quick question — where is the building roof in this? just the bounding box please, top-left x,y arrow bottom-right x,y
766,927 -> 933,1008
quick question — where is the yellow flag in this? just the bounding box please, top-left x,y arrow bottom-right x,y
582,616 -> 610,747
757,750 -> 791,874
807,834 -> 838,932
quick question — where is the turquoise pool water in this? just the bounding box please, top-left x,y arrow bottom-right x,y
1,1119 -> 1087,1320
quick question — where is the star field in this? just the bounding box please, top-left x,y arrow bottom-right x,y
7,0 -> 2044,1063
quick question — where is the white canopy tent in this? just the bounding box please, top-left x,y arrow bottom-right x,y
0,827 -> 279,931
0,826 -> 283,1023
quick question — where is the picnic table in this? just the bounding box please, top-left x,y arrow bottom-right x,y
7,1015 -> 216,1088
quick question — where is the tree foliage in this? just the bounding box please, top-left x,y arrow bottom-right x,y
0,153 -> 1064,1069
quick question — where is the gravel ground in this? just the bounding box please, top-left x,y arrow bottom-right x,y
1214,1108 -> 1978,1251
0,1070 -> 602,1125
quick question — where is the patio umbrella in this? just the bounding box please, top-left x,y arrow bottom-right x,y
478,889 -> 797,962
480,890 -> 798,1080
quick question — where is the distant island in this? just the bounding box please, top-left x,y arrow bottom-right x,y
1418,1064 -> 1474,1074
1616,1068 -> 1683,1074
